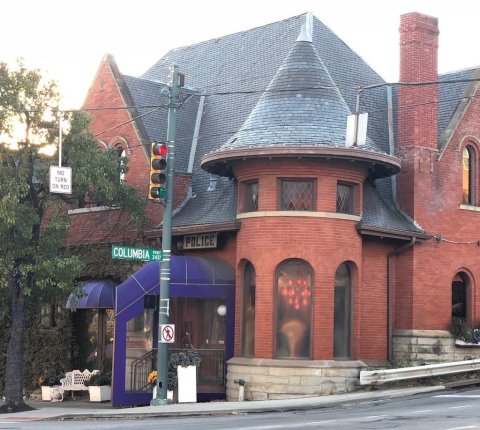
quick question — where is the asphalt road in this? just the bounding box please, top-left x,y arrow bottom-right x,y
1,387 -> 480,430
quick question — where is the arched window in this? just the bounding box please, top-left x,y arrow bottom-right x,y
276,259 -> 313,359
117,147 -> 126,183
452,273 -> 467,321
334,263 -> 352,359
462,146 -> 475,205
241,262 -> 256,357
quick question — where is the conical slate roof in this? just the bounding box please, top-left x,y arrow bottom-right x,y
208,29 -> 383,154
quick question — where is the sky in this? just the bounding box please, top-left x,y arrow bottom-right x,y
2,0 -> 480,110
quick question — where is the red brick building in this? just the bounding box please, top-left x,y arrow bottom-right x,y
68,11 -> 480,402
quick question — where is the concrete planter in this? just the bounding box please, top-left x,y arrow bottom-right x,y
89,385 -> 111,402
177,365 -> 197,403
41,386 -> 52,401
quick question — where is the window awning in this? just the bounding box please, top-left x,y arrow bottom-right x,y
66,279 -> 116,309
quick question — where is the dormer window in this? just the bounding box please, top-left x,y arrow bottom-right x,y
462,146 -> 475,205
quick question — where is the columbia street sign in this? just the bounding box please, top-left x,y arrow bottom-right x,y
112,245 -> 163,262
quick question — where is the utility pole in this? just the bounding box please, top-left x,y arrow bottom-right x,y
151,64 -> 184,406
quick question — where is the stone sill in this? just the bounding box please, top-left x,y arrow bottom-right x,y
459,204 -> 480,212
68,206 -> 118,215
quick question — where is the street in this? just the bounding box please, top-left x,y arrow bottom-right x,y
2,386 -> 480,430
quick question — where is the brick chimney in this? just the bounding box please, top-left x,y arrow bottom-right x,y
397,12 -> 439,219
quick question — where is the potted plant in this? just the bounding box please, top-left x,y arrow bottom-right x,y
38,374 -> 61,401
86,370 -> 112,402
148,367 -> 177,401
169,346 -> 201,403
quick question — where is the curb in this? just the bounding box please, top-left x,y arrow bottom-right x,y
45,385 -> 447,421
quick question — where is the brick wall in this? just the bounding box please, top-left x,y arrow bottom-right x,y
396,12 -> 480,335
68,56 -> 192,245
233,158 -> 375,359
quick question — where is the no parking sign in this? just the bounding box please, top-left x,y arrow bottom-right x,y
160,324 -> 175,343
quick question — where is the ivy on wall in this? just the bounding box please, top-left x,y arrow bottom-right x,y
0,242 -> 149,394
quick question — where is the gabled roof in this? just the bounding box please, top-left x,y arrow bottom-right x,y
438,67 -> 480,156
125,13 -> 419,236
122,75 -> 201,172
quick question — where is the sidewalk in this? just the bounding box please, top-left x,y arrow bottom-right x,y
0,385 -> 447,422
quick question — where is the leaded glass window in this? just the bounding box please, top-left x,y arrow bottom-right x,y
279,180 -> 315,211
243,181 -> 259,212
336,183 -> 355,214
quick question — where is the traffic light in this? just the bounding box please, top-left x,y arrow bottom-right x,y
149,142 -> 168,201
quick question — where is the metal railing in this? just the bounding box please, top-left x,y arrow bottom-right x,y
130,350 -> 155,391
360,358 -> 480,386
130,348 -> 225,391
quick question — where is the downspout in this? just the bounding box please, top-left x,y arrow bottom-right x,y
387,84 -> 396,201
387,237 -> 416,361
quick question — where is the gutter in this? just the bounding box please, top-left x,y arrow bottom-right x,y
387,237 -> 416,361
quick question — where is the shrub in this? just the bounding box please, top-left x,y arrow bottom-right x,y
38,375 -> 61,387
86,370 -> 112,386
169,348 -> 201,368
450,317 -> 476,343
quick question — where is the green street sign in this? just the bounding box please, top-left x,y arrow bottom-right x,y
112,245 -> 163,262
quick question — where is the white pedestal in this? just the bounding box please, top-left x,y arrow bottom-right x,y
41,386 -> 51,401
177,365 -> 197,403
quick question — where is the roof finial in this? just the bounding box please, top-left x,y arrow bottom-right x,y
296,11 -> 313,42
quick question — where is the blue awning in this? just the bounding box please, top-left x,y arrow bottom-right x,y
66,279 -> 116,309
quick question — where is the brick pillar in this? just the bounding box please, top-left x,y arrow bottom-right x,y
397,13 -> 439,220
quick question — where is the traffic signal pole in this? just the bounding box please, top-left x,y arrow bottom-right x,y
151,64 -> 182,406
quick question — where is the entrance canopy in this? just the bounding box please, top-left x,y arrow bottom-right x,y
113,256 -> 235,407
116,256 -> 235,317
66,279 -> 116,309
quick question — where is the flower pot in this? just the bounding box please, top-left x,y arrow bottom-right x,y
177,365 -> 197,403
88,385 -> 111,402
41,386 -> 52,401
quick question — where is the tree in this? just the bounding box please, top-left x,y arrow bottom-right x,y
0,61 -> 146,410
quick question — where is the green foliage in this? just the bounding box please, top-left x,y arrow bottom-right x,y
38,375 -> 61,387
450,317 -> 477,343
86,370 -> 111,386
24,290 -> 73,390
0,61 -> 146,402
168,364 -> 178,391
169,348 -> 201,368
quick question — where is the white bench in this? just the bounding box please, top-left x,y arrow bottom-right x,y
53,369 -> 99,401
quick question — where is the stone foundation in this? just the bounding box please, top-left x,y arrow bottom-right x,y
393,329 -> 480,364
226,357 -> 367,401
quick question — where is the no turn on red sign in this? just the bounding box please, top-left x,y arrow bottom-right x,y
160,324 -> 175,343
49,166 -> 72,194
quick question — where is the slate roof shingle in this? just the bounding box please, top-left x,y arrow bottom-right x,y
122,13 -> 439,236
